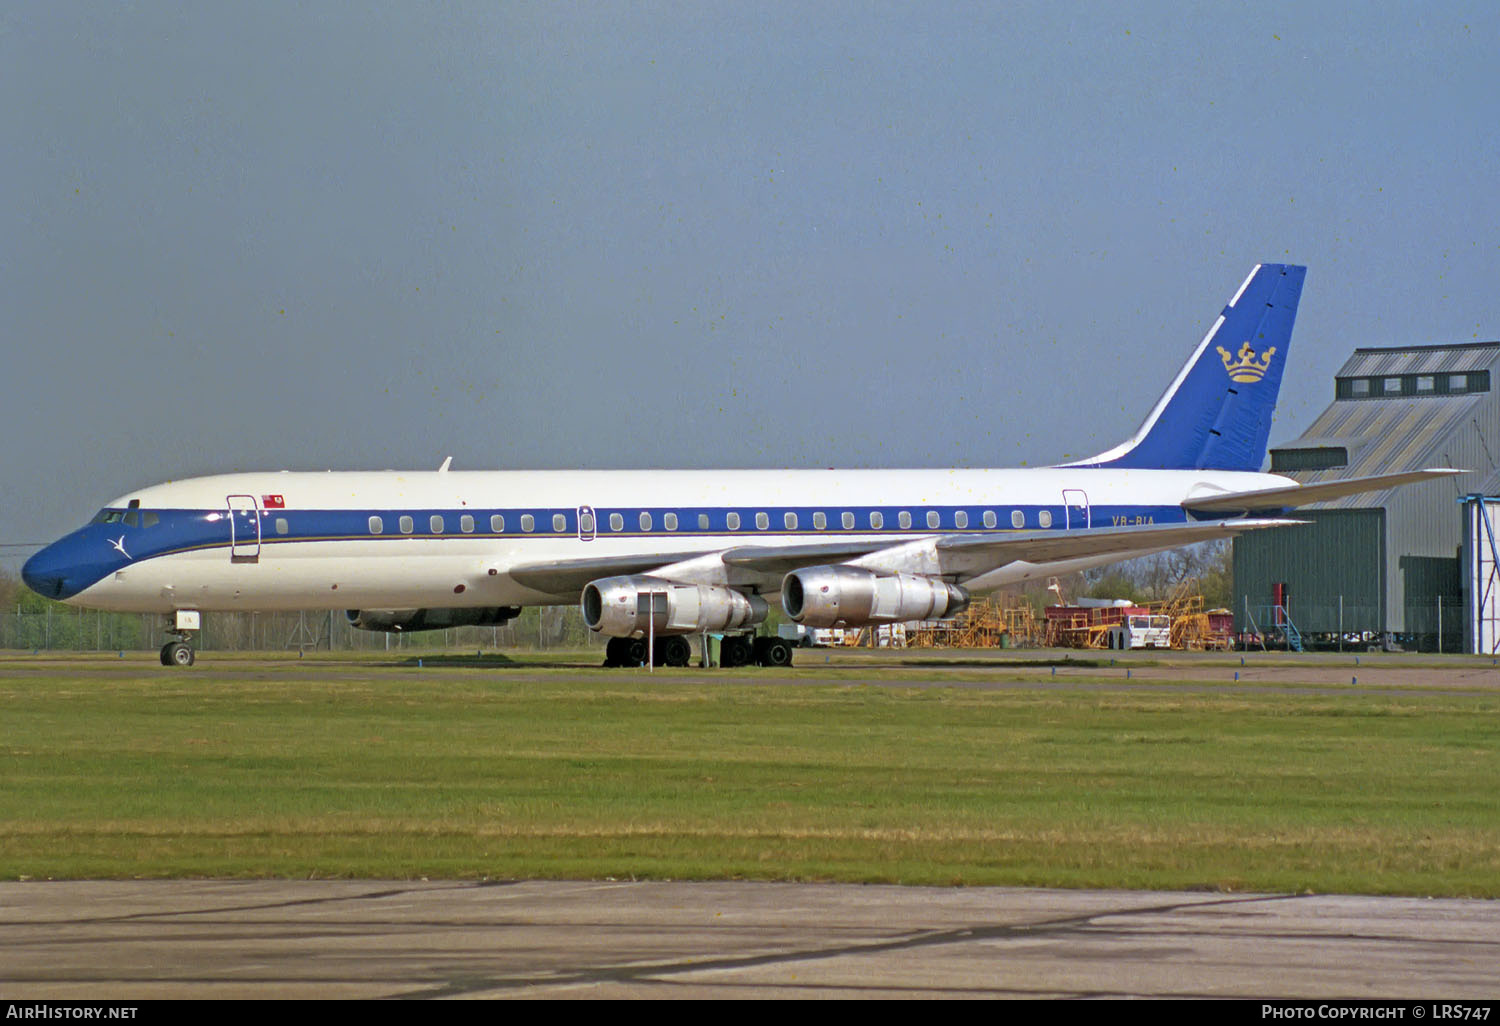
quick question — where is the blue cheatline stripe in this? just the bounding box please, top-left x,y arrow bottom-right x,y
43,502 -> 1195,597
107,503 -> 1188,547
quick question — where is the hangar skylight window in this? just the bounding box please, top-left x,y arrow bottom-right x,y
1271,447 -> 1349,472
1337,370 -> 1490,399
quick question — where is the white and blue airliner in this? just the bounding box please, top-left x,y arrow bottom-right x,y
22,264 -> 1458,667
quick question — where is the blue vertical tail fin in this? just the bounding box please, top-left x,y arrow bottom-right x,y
1063,263 -> 1305,472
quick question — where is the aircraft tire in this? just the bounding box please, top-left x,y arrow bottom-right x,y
662,636 -> 691,667
623,638 -> 648,667
720,636 -> 752,668
604,637 -> 629,667
761,638 -> 794,667
165,642 -> 195,667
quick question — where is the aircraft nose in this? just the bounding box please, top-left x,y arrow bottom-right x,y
22,544 -> 79,601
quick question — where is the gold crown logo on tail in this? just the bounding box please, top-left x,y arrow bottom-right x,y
1217,341 -> 1276,383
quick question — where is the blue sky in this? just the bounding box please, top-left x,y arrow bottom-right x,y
4,1 -> 1498,563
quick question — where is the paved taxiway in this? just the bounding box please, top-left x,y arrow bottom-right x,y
3,880 -> 1497,998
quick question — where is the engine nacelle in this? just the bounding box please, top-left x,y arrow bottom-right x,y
345,607 -> 522,633
781,566 -> 969,628
581,575 -> 769,638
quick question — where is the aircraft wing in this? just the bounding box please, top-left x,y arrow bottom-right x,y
720,540 -> 908,574
507,539 -> 908,592
506,549 -> 724,593
1181,468 -> 1464,513
505,520 -> 1295,594
932,517 -> 1298,578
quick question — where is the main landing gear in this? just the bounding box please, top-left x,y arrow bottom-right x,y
602,633 -> 794,668
716,634 -> 795,668
603,636 -> 692,668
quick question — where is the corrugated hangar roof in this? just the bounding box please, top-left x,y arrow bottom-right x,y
1336,341 -> 1500,378
1273,342 -> 1500,509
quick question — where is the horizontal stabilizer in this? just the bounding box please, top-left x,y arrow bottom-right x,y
1181,468 -> 1465,513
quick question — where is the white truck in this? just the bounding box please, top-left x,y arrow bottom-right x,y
1106,614 -> 1172,650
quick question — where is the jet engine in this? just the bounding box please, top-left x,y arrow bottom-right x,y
581,575 -> 768,638
345,607 -> 522,633
781,566 -> 969,628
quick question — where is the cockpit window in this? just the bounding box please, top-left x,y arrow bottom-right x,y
93,509 -> 126,524
124,511 -> 139,528
142,512 -> 159,528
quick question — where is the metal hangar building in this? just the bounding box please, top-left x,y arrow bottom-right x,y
1232,341 -> 1500,652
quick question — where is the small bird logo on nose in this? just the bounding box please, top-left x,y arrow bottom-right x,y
109,536 -> 131,561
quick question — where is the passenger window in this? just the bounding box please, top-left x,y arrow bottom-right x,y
639,512 -> 652,531
870,511 -> 884,529
461,514 -> 475,533
1011,510 -> 1024,528
813,512 -> 827,530
609,513 -> 624,532
275,518 -> 289,535
784,512 -> 798,530
1039,510 -> 1053,528
926,510 -> 940,529
954,510 -> 968,529
898,511 -> 912,529
580,512 -> 595,533
697,513 -> 709,530
521,514 -> 534,533
664,512 -> 678,531
842,512 -> 854,530
553,513 -> 566,532
430,515 -> 445,534
983,510 -> 997,529
727,512 -> 741,530
400,516 -> 414,534
755,512 -> 769,530
369,516 -> 384,535
491,514 -> 505,533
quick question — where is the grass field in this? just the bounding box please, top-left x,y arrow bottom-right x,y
2,649 -> 1498,895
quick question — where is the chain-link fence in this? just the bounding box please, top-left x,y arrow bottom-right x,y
1241,599 -> 1471,653
0,605 -> 604,653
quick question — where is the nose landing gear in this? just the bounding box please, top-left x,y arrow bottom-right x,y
159,640 -> 195,666
159,610 -> 201,667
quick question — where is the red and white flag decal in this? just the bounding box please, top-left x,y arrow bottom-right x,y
262,494 -> 286,509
